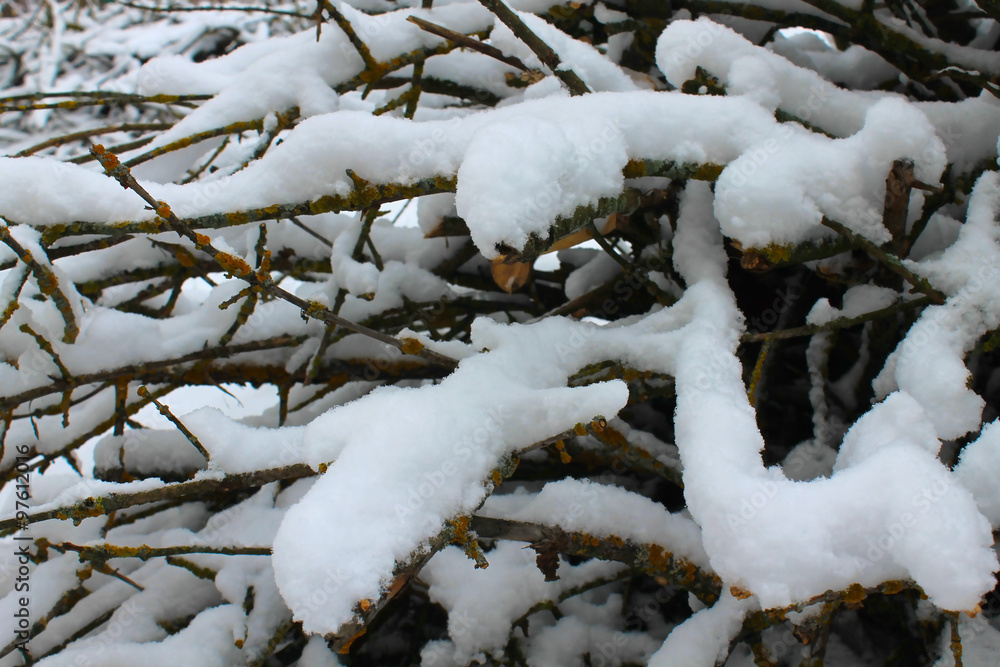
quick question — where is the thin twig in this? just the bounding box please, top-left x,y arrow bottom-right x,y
0,462 -> 317,535
59,541 -> 271,560
0,93 -> 210,113
113,0 -> 314,19
406,15 -> 530,71
741,295 -> 932,343
19,324 -> 72,380
123,117 -> 267,168
476,0 -> 591,95
14,122 -> 173,156
0,221 -> 79,342
288,216 -> 333,247
136,386 -> 211,461
323,1 -> 380,71
820,218 -> 947,304
89,145 -> 458,369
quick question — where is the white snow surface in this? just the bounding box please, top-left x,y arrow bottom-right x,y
659,182 -> 996,613
480,478 -> 709,566
270,314 -> 631,634
422,541 -> 626,664
2,2 -> 1000,664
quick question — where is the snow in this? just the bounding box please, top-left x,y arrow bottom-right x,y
955,420 -> 1000,528
807,285 -> 898,326
663,184 -> 997,613
34,604 -> 245,667
878,172 -> 1000,438
271,314 -> 631,634
422,541 -> 626,664
490,12 -> 639,93
524,594 -> 664,667
480,478 -> 709,566
933,614 -> 1000,667
2,0 -> 1000,664
714,96 -> 945,248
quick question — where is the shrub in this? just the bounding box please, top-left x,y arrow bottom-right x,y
1,0 -> 1000,665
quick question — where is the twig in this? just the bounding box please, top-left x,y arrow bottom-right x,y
587,219 -> 676,306
323,1 -> 380,72
476,0 -> 591,95
0,234 -> 135,273
746,334 -> 774,407
470,516 -> 722,604
67,135 -> 157,164
112,0 -> 314,19
0,93 -> 210,113
820,218 -> 946,304
240,108 -> 299,168
288,216 -> 333,247
949,612 -> 964,667
35,158 -> 721,242
58,541 -> 271,560
741,295 -> 932,343
123,117 -> 268,168
0,462 -> 316,535
18,323 -> 72,380
90,144 -> 458,369
352,207 -> 383,268
0,90 -> 206,104
137,385 -> 211,462
181,135 -> 231,183
0,334 -> 453,414
406,15 -> 530,71
0,221 -> 79,343
13,122 -> 173,156
929,66 -> 1000,100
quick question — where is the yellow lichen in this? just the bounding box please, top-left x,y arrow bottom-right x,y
400,338 -> 424,355
844,583 -> 867,605
175,247 -> 196,268
729,585 -> 753,600
339,629 -> 366,654
694,162 -> 724,181
449,516 -> 471,544
881,579 -> 905,595
646,544 -> 674,573
225,211 -> 251,225
216,253 -> 252,277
